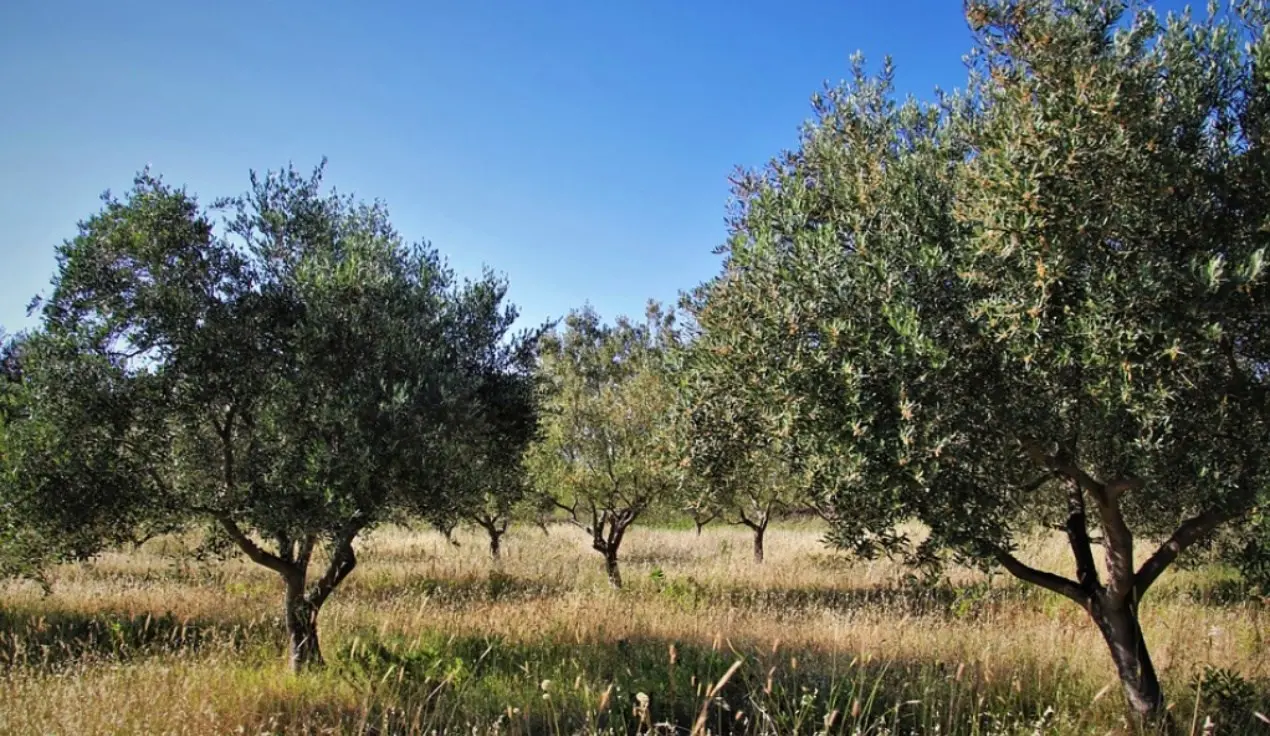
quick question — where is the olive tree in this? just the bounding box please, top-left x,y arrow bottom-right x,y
31,163 -> 518,670
526,305 -> 679,588
694,0 -> 1270,721
672,300 -> 810,563
450,330 -> 544,562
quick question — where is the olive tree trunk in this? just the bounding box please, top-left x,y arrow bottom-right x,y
217,517 -> 360,674
603,548 -> 622,588
1090,596 -> 1164,717
737,505 -> 772,564
992,464 -> 1237,724
475,517 -> 509,561
589,509 -> 636,589
556,502 -> 642,590
284,575 -> 323,670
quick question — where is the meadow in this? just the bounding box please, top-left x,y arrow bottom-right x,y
0,521 -> 1266,735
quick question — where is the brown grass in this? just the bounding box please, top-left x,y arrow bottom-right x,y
0,522 -> 1265,734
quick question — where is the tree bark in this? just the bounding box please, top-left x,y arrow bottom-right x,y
284,576 -> 323,671
1089,596 -> 1165,723
476,518 -> 506,561
604,549 -> 622,588
586,508 -> 633,589
737,506 -> 770,564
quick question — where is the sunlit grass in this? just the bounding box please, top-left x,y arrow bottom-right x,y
0,522 -> 1266,734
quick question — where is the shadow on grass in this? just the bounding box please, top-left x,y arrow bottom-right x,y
0,606 -> 282,670
644,573 -> 1045,621
4,603 -> 1267,733
354,566 -> 1043,623
314,629 -> 1109,735
348,570 -> 567,607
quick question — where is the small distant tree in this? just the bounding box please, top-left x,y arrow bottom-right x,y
682,494 -> 719,536
526,305 -> 679,588
28,163 -> 517,671
450,332 -> 544,562
695,1 -> 1270,722
672,303 -> 808,563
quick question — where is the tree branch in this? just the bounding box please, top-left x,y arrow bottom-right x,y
308,538 -> 356,609
550,498 -> 586,531
1041,449 -> 1137,600
296,534 -> 316,573
993,547 -> 1088,603
1062,477 -> 1100,591
213,514 -> 295,577
307,522 -> 365,609
1134,508 -> 1237,599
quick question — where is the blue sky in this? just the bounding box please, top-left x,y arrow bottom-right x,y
0,1 -> 1189,333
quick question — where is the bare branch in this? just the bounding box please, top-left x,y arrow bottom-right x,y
1042,451 -> 1137,600
307,520 -> 366,609
1104,477 -> 1144,502
213,514 -> 294,577
550,498 -> 585,528
1134,508 -> 1237,599
308,537 -> 356,609
1052,459 -> 1105,497
993,547 -> 1088,604
1062,478 -> 1099,591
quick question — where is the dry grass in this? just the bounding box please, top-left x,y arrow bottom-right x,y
0,521 -> 1266,734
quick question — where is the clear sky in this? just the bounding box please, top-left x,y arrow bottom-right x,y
0,1 -> 1190,333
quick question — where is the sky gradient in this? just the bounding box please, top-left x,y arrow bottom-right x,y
0,1 -> 1190,333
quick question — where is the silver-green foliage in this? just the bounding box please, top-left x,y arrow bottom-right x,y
6,162 -> 526,668
691,0 -> 1270,718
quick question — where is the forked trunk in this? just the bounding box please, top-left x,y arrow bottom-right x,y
284,579 -> 323,672
215,517 -> 360,675
604,550 -> 622,589
489,530 -> 503,560
753,524 -> 767,564
1090,596 -> 1165,723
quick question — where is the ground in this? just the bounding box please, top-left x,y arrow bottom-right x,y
0,522 -> 1266,734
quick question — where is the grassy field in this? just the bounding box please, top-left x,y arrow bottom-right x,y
0,522 -> 1266,735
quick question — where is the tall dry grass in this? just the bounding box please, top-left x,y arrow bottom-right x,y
0,522 -> 1265,734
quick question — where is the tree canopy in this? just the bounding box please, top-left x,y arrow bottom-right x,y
0,330 -> 160,584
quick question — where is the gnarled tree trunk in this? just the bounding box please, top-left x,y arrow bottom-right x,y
737,505 -> 771,564
588,509 -> 634,589
285,575 -> 323,670
1090,596 -> 1163,718
993,454 -> 1239,725
216,516 -> 361,674
476,517 -> 508,561
604,548 -> 622,588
